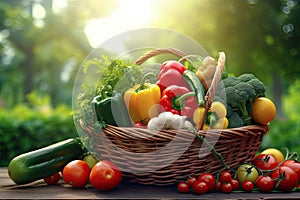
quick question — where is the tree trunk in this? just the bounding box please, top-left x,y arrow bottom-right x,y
23,48 -> 34,101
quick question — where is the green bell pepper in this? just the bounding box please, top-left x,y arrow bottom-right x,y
92,93 -> 132,127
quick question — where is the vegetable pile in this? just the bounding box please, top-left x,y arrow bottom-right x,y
7,50 -> 299,196
79,51 -> 276,131
177,148 -> 300,194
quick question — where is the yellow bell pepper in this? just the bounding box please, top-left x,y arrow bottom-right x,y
209,101 -> 227,118
193,107 -> 206,130
124,74 -> 161,124
193,101 -> 228,130
212,117 -> 229,129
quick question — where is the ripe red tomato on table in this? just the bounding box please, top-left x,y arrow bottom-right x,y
220,171 -> 232,183
89,160 -> 122,191
221,182 -> 233,193
186,176 -> 197,187
230,179 -> 239,190
255,175 -> 274,192
282,160 -> 300,182
44,172 -> 60,185
253,154 -> 278,170
62,160 -> 90,188
197,172 -> 216,191
177,182 -> 190,193
192,181 -> 208,194
242,181 -> 254,192
271,166 -> 298,191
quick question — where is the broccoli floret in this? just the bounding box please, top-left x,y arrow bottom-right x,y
227,111 -> 244,128
223,76 -> 256,125
238,73 -> 265,99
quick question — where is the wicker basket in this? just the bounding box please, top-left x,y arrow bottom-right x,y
80,47 -> 269,186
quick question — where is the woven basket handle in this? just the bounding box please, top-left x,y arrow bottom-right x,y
134,47 -> 186,65
199,52 -> 225,130
134,47 -> 225,130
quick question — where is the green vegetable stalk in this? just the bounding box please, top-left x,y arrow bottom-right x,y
221,73 -> 265,126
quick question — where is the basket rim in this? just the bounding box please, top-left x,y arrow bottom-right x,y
81,122 -> 269,141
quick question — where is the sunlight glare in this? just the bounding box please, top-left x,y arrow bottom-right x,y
52,0 -> 68,13
85,0 -> 157,48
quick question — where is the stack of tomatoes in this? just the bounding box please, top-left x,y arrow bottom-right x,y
177,148 -> 300,194
177,170 -> 240,194
43,154 -> 123,191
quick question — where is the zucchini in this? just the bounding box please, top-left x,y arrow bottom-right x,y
8,138 -> 86,185
183,70 -> 205,106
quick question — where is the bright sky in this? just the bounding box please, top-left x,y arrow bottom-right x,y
84,0 -> 157,48
33,0 -> 157,48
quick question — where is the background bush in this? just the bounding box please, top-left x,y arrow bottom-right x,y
260,80 -> 300,156
0,92 -> 77,167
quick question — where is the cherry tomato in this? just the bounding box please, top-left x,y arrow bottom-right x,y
192,181 -> 208,194
230,179 -> 239,190
255,175 -> 274,192
251,97 -> 276,125
186,176 -> 197,187
177,182 -> 190,193
44,172 -> 60,185
215,181 -> 222,191
221,182 -> 232,193
90,160 -> 122,191
220,171 -> 232,183
282,160 -> 300,182
253,154 -> 278,171
197,172 -> 216,191
242,180 -> 254,192
236,164 -> 259,184
261,148 -> 284,164
271,166 -> 298,191
62,160 -> 90,188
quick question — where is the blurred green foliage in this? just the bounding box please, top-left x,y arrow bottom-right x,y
0,91 -> 77,167
261,80 -> 300,155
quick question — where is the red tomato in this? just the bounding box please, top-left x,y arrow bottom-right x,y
186,176 -> 197,187
177,182 -> 190,193
255,175 -> 274,192
62,160 -> 90,188
89,160 -> 122,191
44,172 -> 60,185
283,160 -> 300,182
197,172 -> 216,191
221,182 -> 232,193
215,181 -> 222,191
220,171 -> 232,183
271,166 -> 298,191
230,179 -> 239,190
192,181 -> 208,194
242,181 -> 254,192
253,154 -> 278,171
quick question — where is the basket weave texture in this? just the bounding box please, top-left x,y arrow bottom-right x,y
81,48 -> 269,186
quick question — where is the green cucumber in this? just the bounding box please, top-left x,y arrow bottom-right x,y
8,138 -> 86,185
183,70 -> 205,106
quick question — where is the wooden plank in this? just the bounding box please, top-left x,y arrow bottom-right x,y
1,168 -> 300,199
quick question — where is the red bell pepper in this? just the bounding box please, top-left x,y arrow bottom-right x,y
159,85 -> 198,119
156,61 -> 188,92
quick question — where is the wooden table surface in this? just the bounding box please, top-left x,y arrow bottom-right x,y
1,168 -> 299,199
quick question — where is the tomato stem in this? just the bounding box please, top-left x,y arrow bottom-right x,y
192,128 -> 231,171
